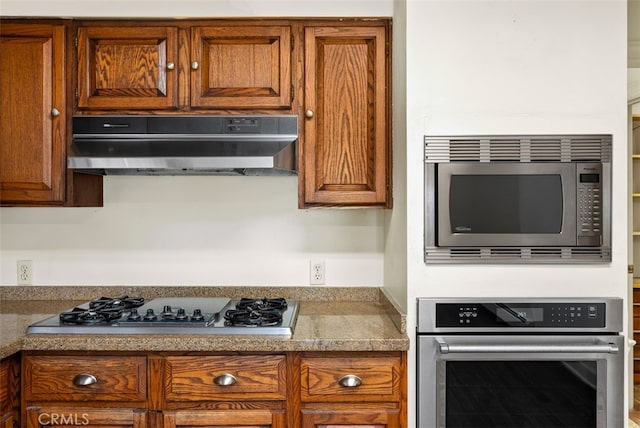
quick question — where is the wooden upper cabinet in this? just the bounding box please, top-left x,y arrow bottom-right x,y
0,23 -> 66,204
301,25 -> 390,208
190,26 -> 291,109
77,24 -> 291,111
77,26 -> 178,110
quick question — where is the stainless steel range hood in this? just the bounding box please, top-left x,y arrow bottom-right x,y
68,115 -> 298,175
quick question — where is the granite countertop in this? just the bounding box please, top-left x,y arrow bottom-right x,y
0,286 -> 409,358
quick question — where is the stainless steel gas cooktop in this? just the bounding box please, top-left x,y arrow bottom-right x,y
26,296 -> 299,337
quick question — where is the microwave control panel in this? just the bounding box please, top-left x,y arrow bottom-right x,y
576,162 -> 602,246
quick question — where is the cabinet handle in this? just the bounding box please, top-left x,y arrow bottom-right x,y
72,373 -> 97,387
51,108 -> 60,117
338,374 -> 362,388
213,373 -> 237,386
191,61 -> 199,70
167,62 -> 175,70
305,109 -> 314,119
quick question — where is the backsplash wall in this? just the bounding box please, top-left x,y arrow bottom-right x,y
0,176 -> 385,286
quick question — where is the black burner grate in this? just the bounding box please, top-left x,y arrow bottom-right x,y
224,298 -> 287,327
60,295 -> 144,325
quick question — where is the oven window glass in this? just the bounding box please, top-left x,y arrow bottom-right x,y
445,360 -> 596,428
448,175 -> 563,234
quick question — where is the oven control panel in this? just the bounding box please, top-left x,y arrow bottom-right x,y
436,302 -> 606,328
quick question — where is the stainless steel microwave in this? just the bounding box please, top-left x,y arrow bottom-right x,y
424,135 -> 612,263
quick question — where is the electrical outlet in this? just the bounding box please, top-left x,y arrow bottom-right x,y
17,260 -> 33,285
310,260 -> 326,285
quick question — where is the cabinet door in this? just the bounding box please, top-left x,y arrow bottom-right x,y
25,408 -> 146,428
0,356 -> 19,427
77,26 -> 178,109
0,414 -> 13,428
0,24 -> 66,204
301,409 -> 400,428
302,25 -> 390,207
164,410 -> 285,428
191,26 -> 291,109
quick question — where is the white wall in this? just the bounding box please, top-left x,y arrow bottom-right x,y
383,0 -> 408,312
1,177 -> 385,286
0,0 -> 394,287
402,1 -> 628,427
0,0 -> 392,18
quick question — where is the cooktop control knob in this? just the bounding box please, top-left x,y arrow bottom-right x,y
191,308 -> 204,321
127,308 -> 141,321
176,308 -> 188,321
162,305 -> 173,314
143,308 -> 157,321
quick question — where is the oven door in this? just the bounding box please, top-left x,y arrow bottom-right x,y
416,334 -> 624,428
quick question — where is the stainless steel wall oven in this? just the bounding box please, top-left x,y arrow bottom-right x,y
416,298 -> 624,428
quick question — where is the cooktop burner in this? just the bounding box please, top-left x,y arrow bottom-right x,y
27,296 -> 299,336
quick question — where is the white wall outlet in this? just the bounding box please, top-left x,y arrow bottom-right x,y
17,260 -> 33,285
310,260 -> 326,285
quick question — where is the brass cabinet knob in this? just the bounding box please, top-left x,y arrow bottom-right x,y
305,109 -> 314,118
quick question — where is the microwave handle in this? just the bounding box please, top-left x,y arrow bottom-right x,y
436,338 -> 619,354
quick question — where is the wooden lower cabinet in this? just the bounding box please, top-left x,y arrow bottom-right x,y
25,408 -> 147,428
22,351 -> 406,428
1,354 -> 20,428
163,410 -> 285,428
301,409 -> 400,428
299,352 -> 405,428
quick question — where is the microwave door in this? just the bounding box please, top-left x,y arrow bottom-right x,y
435,163 -> 578,247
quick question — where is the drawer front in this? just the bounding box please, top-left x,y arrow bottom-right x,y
301,357 -> 400,402
165,355 -> 286,401
26,407 -> 147,428
23,356 -> 147,402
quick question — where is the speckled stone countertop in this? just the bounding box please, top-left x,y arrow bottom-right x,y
0,286 -> 408,358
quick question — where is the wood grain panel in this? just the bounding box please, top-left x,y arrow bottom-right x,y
302,25 -> 389,207
165,355 -> 286,401
301,356 -> 399,402
77,26 -> 178,109
301,408 -> 400,428
23,356 -> 147,402
164,409 -> 285,428
191,26 -> 291,109
0,23 -> 65,204
25,407 -> 147,428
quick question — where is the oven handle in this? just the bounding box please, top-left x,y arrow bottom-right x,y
436,338 -> 619,354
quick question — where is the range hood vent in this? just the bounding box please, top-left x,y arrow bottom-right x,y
69,115 -> 298,176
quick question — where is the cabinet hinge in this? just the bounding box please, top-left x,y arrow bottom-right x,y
291,35 -> 294,50
74,37 -> 78,48
291,85 -> 295,102
75,87 -> 79,100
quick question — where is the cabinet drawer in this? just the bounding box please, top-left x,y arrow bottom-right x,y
164,355 -> 286,401
301,356 -> 400,402
23,356 -> 147,402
